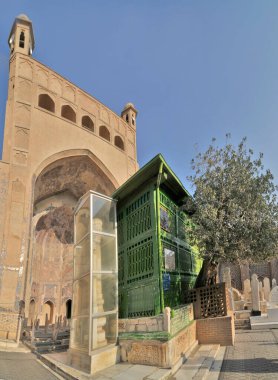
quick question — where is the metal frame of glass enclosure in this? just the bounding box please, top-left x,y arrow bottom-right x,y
70,191 -> 118,355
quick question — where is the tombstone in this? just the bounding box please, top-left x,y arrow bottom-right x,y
232,288 -> 242,301
35,318 -> 40,330
223,267 -> 232,289
263,277 -> 271,302
45,313 -> 49,333
269,286 -> 278,305
251,274 -> 260,314
232,288 -> 245,311
272,279 -> 277,289
227,288 -> 235,311
31,322 -> 35,344
243,278 -> 251,301
259,282 -> 264,301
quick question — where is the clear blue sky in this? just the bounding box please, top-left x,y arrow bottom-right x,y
1,1 -> 278,193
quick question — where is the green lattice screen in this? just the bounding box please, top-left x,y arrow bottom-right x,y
126,192 -> 152,241
127,237 -> 154,284
126,280 -> 160,318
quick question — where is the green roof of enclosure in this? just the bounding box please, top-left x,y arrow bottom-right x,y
113,154 -> 191,203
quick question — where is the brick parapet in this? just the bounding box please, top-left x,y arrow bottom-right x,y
196,315 -> 235,346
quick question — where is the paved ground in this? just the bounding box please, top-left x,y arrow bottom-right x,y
0,352 -> 60,380
220,329 -> 278,380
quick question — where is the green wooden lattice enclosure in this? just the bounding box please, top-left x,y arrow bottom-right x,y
113,154 -> 201,318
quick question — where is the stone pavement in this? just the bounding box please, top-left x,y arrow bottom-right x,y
0,352 -> 62,380
220,329 -> 278,380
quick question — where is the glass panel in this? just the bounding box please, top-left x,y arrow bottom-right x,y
72,275 -> 90,317
70,317 -> 89,351
160,206 -> 176,235
92,274 -> 117,314
74,235 -> 90,280
92,196 -> 116,235
92,234 -> 116,272
75,198 -> 90,243
164,248 -> 176,270
91,314 -> 117,350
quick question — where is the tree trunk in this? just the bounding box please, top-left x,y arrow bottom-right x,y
194,257 -> 218,288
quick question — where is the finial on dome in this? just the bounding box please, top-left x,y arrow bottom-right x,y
16,14 -> 31,22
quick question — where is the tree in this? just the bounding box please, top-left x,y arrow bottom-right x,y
187,136 -> 278,287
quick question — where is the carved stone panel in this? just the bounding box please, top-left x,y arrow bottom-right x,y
10,201 -> 24,238
37,69 -> 48,87
128,158 -> 136,177
110,114 -> 119,130
13,150 -> 28,166
18,59 -> 33,80
119,121 -> 126,137
127,342 -> 164,366
11,179 -> 25,203
64,85 -> 75,103
79,93 -> 99,116
15,103 -> 31,127
127,142 -> 135,158
0,163 -> 9,247
14,127 -> 29,150
127,128 -> 135,143
49,76 -> 62,95
18,80 -> 32,103
100,108 -> 109,124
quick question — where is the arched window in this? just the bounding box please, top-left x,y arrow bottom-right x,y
61,105 -> 76,123
99,125 -> 110,141
19,31 -> 25,48
66,299 -> 72,319
42,300 -> 54,325
82,115 -> 94,131
115,136 -> 124,150
38,94 -> 55,113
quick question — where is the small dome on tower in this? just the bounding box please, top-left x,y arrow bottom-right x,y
123,102 -> 136,111
16,14 -> 31,22
123,102 -> 135,110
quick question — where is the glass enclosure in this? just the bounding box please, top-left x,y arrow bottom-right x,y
70,191 -> 118,354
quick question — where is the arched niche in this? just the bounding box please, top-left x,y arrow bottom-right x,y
61,104 -> 76,123
99,125 -> 110,141
29,155 -> 117,332
38,94 -> 55,113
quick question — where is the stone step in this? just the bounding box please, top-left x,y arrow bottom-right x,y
23,331 -> 70,354
234,319 -> 250,330
35,343 -> 69,353
170,344 -> 221,380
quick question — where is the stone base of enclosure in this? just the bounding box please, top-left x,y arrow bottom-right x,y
119,320 -> 197,368
196,314 -> 235,346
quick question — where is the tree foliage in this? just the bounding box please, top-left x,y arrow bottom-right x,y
187,136 -> 278,285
